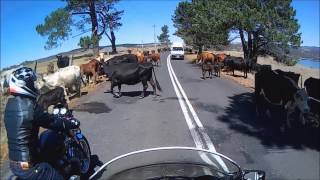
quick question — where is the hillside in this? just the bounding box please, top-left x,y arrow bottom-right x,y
225,43 -> 320,60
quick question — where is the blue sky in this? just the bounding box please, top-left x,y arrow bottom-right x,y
1,0 -> 319,69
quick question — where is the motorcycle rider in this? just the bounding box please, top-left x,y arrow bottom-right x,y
4,67 -> 80,180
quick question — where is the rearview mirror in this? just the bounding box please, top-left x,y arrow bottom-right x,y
243,170 -> 265,180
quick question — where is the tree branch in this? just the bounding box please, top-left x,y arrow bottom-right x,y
105,31 -> 111,41
98,13 -> 106,36
228,35 -> 240,43
71,12 -> 91,15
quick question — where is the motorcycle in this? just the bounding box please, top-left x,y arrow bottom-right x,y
89,146 -> 265,180
39,104 -> 91,179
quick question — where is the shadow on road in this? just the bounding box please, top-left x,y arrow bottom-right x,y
104,90 -> 154,98
217,92 -> 320,150
73,102 -> 112,114
120,91 -> 153,97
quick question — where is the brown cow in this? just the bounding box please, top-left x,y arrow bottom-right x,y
196,53 -> 202,64
148,53 -> 161,66
135,52 -> 145,64
80,59 -> 100,86
197,52 -> 215,64
197,52 -> 215,79
216,53 -> 227,63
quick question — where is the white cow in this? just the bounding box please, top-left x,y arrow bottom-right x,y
36,65 -> 83,102
96,52 -> 105,61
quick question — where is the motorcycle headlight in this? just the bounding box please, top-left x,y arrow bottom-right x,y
60,108 -> 67,115
53,108 -> 60,115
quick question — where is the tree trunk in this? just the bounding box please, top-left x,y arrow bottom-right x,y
252,32 -> 259,63
239,28 -> 248,59
247,31 -> 253,60
88,0 -> 99,56
198,45 -> 203,53
110,30 -> 117,53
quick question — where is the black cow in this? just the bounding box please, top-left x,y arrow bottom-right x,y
304,77 -> 320,118
252,64 -> 272,72
37,86 -> 67,111
56,55 -> 70,68
274,69 -> 300,85
98,59 -> 105,76
255,68 -> 309,128
107,54 -> 138,65
103,54 -> 139,78
224,56 -> 249,78
143,50 -> 150,56
103,62 -> 162,98
213,62 -> 222,77
304,77 -> 320,100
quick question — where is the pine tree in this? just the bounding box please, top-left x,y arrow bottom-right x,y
36,0 -> 123,55
157,25 -> 171,47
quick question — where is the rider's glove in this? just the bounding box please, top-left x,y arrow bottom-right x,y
62,117 -> 80,131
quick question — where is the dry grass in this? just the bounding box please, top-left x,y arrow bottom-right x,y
0,139 -> 8,167
0,96 -> 8,167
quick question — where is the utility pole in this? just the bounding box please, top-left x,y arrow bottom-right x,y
153,24 -> 156,49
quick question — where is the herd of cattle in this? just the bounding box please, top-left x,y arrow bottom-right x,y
255,66 -> 319,129
0,50 -> 164,112
0,49 -> 319,130
196,51 -> 256,79
194,51 -> 319,129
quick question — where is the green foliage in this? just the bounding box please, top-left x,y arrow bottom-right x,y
36,0 -> 123,52
157,25 -> 170,45
172,0 -> 230,52
228,0 -> 301,62
78,36 -> 92,49
36,8 -> 72,49
172,0 -> 302,63
284,58 -> 298,66
78,35 -> 101,49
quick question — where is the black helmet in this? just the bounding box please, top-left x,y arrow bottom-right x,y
9,67 -> 38,98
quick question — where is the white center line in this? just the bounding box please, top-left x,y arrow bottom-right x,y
167,54 -> 229,172
166,54 -> 218,166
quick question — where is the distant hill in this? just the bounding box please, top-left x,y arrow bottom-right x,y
289,46 -> 320,60
225,43 -> 320,60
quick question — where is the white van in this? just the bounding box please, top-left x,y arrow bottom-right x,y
170,42 -> 184,60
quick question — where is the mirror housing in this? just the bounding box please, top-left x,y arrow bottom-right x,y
243,170 -> 265,180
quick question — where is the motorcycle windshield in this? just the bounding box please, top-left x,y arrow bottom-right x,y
90,147 -> 242,180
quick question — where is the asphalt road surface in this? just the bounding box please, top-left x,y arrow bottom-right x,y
2,52 -> 319,179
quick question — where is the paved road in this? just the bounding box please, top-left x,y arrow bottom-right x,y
1,52 -> 319,179
78,52 -> 319,179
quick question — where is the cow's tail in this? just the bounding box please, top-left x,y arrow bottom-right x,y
152,66 -> 162,92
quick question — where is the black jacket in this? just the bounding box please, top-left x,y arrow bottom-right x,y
4,95 -> 65,162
